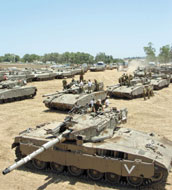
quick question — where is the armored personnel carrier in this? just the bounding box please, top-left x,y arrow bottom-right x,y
0,85 -> 37,103
3,108 -> 172,188
43,81 -> 105,111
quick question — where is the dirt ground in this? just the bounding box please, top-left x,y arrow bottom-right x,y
0,69 -> 172,190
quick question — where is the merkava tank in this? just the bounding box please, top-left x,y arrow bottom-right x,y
54,70 -> 75,79
43,81 -> 106,111
150,74 -> 170,90
3,108 -> 172,188
107,82 -> 152,99
134,66 -> 150,77
0,82 -> 37,103
132,72 -> 170,91
0,79 -> 27,89
33,72 -> 56,81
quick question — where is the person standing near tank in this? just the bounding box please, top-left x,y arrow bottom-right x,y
88,79 -> 92,93
80,71 -> 84,82
143,86 -> 147,100
104,96 -> 110,108
62,79 -> 67,90
89,98 -> 95,112
94,79 -> 99,91
79,80 -> 84,93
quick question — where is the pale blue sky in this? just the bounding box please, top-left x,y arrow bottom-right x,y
0,0 -> 171,58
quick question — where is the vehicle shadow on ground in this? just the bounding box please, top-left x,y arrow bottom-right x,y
16,165 -> 168,190
43,109 -> 69,115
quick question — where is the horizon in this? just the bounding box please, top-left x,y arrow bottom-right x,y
0,0 -> 172,58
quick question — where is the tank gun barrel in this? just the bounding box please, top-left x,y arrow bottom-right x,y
42,91 -> 59,97
2,130 -> 70,175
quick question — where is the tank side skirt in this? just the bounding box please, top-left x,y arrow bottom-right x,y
20,144 -> 154,178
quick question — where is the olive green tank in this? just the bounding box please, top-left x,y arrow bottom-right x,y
3,108 -> 172,188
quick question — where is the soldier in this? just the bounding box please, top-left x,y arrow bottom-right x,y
147,85 -> 154,99
93,99 -> 104,113
88,79 -> 92,93
94,79 -> 99,91
119,76 -> 123,86
147,86 -> 151,99
124,74 -> 129,86
79,81 -> 84,93
104,96 -> 110,108
89,98 -> 95,112
150,86 -> 154,97
71,77 -> 75,83
143,86 -> 147,100
62,79 -> 67,90
128,74 -> 133,87
80,71 -> 84,82
148,72 -> 152,78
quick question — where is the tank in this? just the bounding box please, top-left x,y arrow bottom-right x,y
3,108 -> 172,188
0,85 -> 37,103
54,70 -> 75,79
90,62 -> 106,72
0,79 -> 26,89
107,83 -> 152,99
43,81 -> 106,111
33,72 -> 56,81
150,77 -> 170,90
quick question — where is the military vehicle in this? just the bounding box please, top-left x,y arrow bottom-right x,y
150,76 -> 170,90
43,81 -> 105,111
107,83 -> 152,99
90,62 -> 106,72
134,66 -> 149,77
43,90 -> 106,111
33,72 -> 56,81
3,108 -> 172,188
55,70 -> 75,79
0,85 -> 37,103
0,79 -> 26,89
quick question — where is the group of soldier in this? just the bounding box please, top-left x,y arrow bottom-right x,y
119,73 -> 133,86
90,97 -> 109,113
62,72 -> 100,93
62,72 -> 85,90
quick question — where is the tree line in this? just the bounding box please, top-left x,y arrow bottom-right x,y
144,42 -> 172,63
0,52 -> 124,64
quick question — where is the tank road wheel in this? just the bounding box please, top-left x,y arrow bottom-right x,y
127,176 -> 143,187
87,169 -> 103,181
50,162 -> 64,174
152,167 -> 167,183
68,166 -> 84,177
32,159 -> 47,170
105,172 -> 120,184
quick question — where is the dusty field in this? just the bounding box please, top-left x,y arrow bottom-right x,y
0,69 -> 172,190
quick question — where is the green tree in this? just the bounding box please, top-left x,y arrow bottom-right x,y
144,42 -> 156,62
158,45 -> 171,63
22,54 -> 40,62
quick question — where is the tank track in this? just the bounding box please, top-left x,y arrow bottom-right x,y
0,91 -> 37,104
15,146 -> 168,189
